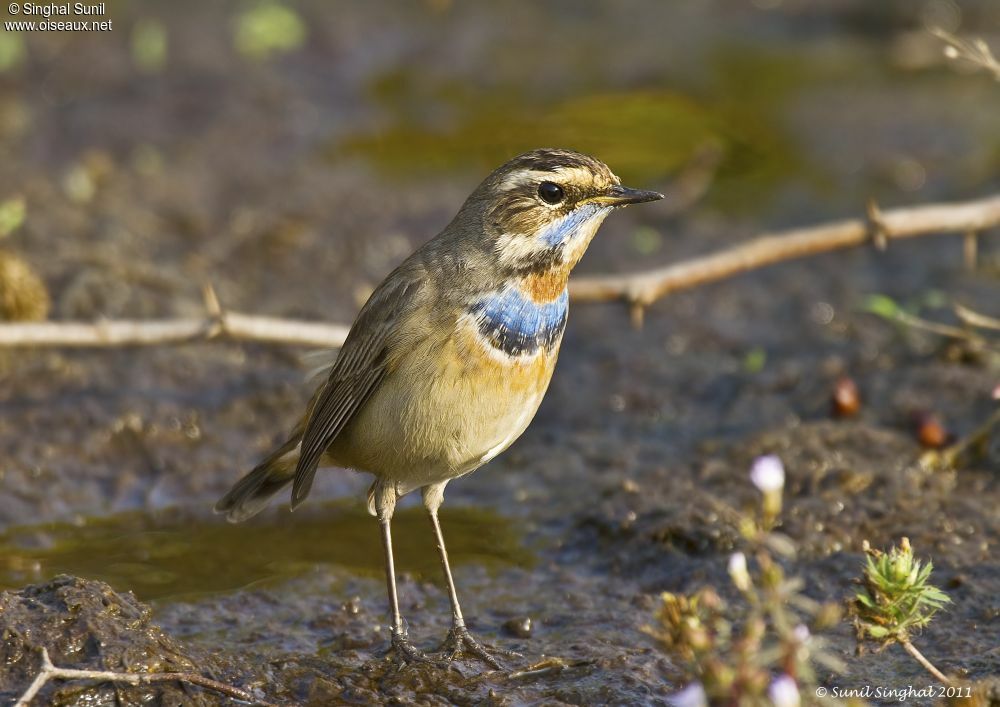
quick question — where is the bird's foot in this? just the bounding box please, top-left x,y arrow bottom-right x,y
387,630 -> 441,668
439,624 -> 520,670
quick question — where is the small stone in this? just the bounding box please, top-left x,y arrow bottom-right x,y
946,574 -> 966,589
831,376 -> 861,417
914,411 -> 949,449
503,616 -> 532,638
621,478 -> 640,493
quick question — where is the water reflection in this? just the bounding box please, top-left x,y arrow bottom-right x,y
0,503 -> 531,602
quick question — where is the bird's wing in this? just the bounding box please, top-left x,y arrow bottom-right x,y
291,270 -> 424,508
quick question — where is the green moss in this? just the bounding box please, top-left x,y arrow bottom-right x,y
0,32 -> 25,72
0,196 -> 25,237
234,1 -> 306,61
331,45 -> 849,209
335,79 -> 723,184
131,19 -> 168,72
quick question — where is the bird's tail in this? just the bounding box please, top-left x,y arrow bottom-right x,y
214,432 -> 302,523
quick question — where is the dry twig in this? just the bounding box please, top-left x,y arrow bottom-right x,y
954,303 -> 1000,332
865,299 -> 1000,358
15,647 -> 281,707
902,641 -> 952,685
932,28 -> 1000,81
0,284 -> 350,349
0,194 -> 997,349
885,309 -> 985,344
0,315 -> 351,348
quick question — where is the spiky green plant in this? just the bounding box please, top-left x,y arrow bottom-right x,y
852,537 -> 952,683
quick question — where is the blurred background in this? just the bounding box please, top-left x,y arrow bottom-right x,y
0,1 -> 998,703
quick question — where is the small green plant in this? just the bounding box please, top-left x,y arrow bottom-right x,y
0,196 -> 25,237
131,19 -> 168,72
852,537 -> 952,684
0,32 -> 26,72
234,2 -> 306,60
647,589 -> 723,666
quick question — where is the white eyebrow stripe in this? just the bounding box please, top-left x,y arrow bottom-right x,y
548,166 -> 602,185
497,165 -> 616,195
497,170 -> 550,191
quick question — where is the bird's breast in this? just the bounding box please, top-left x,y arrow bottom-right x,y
466,282 -> 568,358
328,279 -> 567,489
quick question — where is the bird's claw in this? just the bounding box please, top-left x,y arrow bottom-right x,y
388,630 -> 447,669
439,624 -> 520,670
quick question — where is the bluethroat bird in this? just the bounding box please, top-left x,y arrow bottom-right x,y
216,148 -> 662,668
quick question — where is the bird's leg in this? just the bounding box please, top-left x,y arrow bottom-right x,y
423,484 -> 520,670
375,482 -> 432,665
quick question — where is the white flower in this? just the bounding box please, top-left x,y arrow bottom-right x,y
669,682 -> 708,707
768,675 -> 800,707
750,454 -> 785,493
728,552 -> 751,592
792,624 -> 810,644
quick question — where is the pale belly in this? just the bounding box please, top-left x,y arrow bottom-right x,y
328,324 -> 559,494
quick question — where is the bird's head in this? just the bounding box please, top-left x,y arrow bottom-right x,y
467,148 -> 662,276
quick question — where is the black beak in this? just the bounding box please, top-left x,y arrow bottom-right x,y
593,184 -> 664,207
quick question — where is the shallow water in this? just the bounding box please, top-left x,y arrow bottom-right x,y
0,504 -> 531,601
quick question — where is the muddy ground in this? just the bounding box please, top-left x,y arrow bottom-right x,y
0,1 -> 998,705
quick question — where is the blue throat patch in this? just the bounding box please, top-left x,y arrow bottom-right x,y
536,203 -> 603,247
470,287 -> 569,356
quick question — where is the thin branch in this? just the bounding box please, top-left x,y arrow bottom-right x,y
886,309 -> 983,343
569,193 -> 1000,308
0,312 -> 350,348
932,28 -> 1000,81
868,302 -> 999,358
0,193 -> 998,349
901,640 -> 953,685
15,647 -> 282,707
954,303 -> 1000,332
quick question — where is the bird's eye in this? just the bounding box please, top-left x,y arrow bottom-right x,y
537,181 -> 564,205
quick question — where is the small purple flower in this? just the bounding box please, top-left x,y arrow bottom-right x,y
768,674 -> 800,707
750,454 -> 785,493
669,682 -> 707,707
